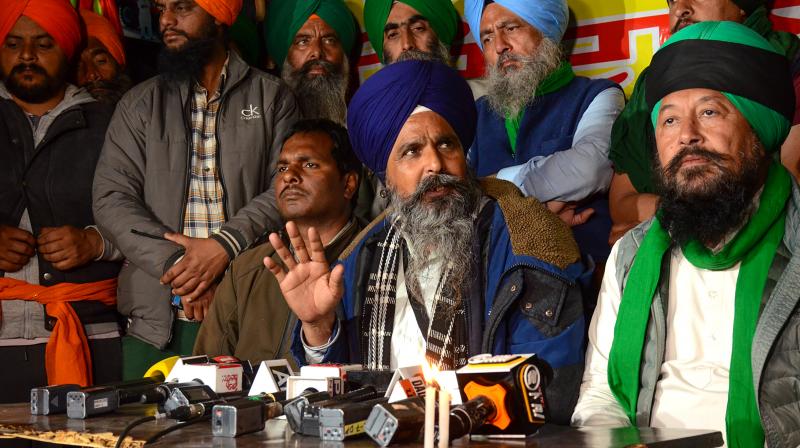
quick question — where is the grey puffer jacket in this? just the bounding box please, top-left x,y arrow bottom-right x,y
93,51 -> 299,349
614,181 -> 800,448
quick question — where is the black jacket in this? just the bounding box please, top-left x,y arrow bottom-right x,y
0,94 -> 120,327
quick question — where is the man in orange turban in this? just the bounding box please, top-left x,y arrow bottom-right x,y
94,0 -> 299,379
77,10 -> 132,105
0,0 -> 123,401
0,0 -> 82,62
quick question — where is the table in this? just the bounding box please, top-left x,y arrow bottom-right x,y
0,403 -> 724,447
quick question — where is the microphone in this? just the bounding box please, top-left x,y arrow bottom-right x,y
452,353 -> 551,437
364,397 -> 427,446
64,373 -> 166,419
212,389 -> 317,438
319,397 -> 390,441
442,394 -> 498,441
286,386 -> 378,436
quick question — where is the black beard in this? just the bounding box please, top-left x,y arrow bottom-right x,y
83,73 -> 133,105
157,22 -> 219,85
3,63 -> 67,104
655,143 -> 767,248
282,59 -> 348,124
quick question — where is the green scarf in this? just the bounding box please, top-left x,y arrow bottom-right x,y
608,7 -> 800,193
607,161 -> 791,448
504,62 -> 575,154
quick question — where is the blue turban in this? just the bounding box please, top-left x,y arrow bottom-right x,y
464,0 -> 569,47
347,61 -> 477,181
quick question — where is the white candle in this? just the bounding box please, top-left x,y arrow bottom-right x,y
424,385 -> 436,448
438,388 -> 451,448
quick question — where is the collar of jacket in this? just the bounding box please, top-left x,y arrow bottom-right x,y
169,49 -> 251,106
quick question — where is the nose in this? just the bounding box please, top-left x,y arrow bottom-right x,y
19,40 -> 36,63
671,0 -> 693,21
493,29 -> 511,56
281,165 -> 302,186
678,116 -> 703,147
421,146 -> 444,175
399,28 -> 416,52
85,64 -> 102,83
159,8 -> 177,33
307,38 -> 323,61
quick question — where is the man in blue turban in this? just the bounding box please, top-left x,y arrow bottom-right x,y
464,0 -> 624,269
263,61 -> 588,424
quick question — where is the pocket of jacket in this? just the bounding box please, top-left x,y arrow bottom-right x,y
517,269 -> 582,338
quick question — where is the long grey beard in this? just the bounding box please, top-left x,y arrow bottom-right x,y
388,174 -> 482,309
485,38 -> 563,117
282,56 -> 349,125
388,39 -> 451,65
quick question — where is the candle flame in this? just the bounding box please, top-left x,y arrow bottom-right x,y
421,361 -> 440,386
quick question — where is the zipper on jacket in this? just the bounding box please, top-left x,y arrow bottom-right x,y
483,263 -> 575,352
177,94 -> 193,231
213,100 -> 229,222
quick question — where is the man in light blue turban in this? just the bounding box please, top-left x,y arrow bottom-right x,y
263,61 -> 588,425
464,0 -> 625,271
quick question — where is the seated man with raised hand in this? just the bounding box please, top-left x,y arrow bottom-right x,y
193,119 -> 363,364
265,60 -> 587,424
463,0 -> 624,266
265,0 -> 358,125
571,22 -> 800,447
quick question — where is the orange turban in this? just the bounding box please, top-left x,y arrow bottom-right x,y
0,0 -> 82,60
195,0 -> 242,26
80,10 -> 126,66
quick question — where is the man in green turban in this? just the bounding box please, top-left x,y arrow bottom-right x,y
607,0 -> 800,244
572,21 -> 800,448
363,0 -> 459,64
265,0 -> 357,124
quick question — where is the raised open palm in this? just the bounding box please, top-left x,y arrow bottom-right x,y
263,222 -> 344,345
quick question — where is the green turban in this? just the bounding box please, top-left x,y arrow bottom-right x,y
264,0 -> 358,69
364,0 -> 459,63
647,21 -> 795,154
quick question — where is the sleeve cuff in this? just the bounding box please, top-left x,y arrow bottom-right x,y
301,320 -> 340,364
85,225 -> 106,261
163,249 -> 186,275
211,228 -> 247,260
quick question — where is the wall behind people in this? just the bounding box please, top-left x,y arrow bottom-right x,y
346,0 -> 800,95
107,1 -> 800,92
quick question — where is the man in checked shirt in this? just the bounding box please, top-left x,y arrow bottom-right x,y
92,0 -> 299,379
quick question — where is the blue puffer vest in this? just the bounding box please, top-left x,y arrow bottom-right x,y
469,76 -> 618,262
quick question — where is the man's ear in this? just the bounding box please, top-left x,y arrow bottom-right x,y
343,171 -> 359,200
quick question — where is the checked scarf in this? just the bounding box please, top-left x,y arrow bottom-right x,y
361,225 -> 468,371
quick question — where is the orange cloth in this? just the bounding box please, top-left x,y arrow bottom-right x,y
195,0 -> 242,26
0,0 -> 82,60
77,0 -> 123,35
80,10 -> 126,66
0,278 -> 117,387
